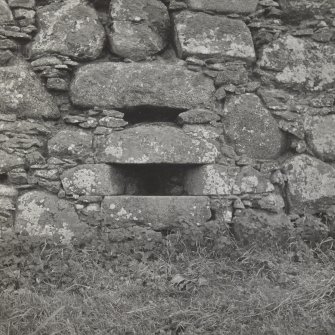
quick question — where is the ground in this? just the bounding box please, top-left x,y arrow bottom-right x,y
1,230 -> 335,335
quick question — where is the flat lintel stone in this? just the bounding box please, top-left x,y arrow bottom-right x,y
70,62 -> 215,110
186,0 -> 259,14
102,196 -> 212,230
94,124 -> 219,164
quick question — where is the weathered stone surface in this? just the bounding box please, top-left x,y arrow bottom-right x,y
233,209 -> 294,247
70,62 -> 215,110
109,0 -> 170,60
0,185 -> 18,230
215,63 -> 248,87
185,165 -> 274,195
95,124 -> 219,164
48,130 -> 93,162
223,94 -> 285,159
0,64 -> 60,119
0,150 -> 24,173
8,0 -> 35,8
186,0 -> 259,14
173,11 -> 255,62
61,164 -> 125,196
31,0 -> 105,60
0,0 -> 13,23
283,154 -> 335,214
16,191 -> 87,244
259,35 -> 335,91
304,115 -> 335,162
102,196 -> 211,230
295,215 -> 329,245
177,109 -> 220,125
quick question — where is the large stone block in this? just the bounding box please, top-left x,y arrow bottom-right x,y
16,191 -> 88,244
48,130 -> 93,162
70,62 -> 215,110
223,94 -> 286,159
0,151 -> 24,174
304,115 -> 335,162
31,0 -> 105,60
184,165 -> 274,195
173,11 -> 255,62
258,35 -> 335,91
61,164 -> 125,196
0,64 -> 60,119
101,196 -> 211,230
283,154 -> 335,214
109,0 -> 170,60
94,124 -> 219,164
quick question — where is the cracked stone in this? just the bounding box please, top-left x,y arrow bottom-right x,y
173,11 -> 255,62
31,0 -> 105,60
109,0 -> 170,60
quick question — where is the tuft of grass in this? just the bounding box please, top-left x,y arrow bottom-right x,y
1,235 -> 335,334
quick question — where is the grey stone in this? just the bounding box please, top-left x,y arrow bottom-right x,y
109,0 -> 170,60
101,196 -> 211,230
186,0 -> 259,14
283,154 -> 335,214
48,130 -> 93,162
70,62 -> 215,110
258,35 -> 335,91
173,11 -> 255,62
8,0 -> 35,8
0,150 -> 24,173
184,164 -> 274,195
304,115 -> 335,162
177,109 -> 220,125
215,64 -> 248,86
31,0 -> 105,60
16,191 -> 87,244
295,215 -> 329,245
0,0 -> 13,23
46,78 -> 68,91
94,124 -> 219,164
0,64 -> 60,119
61,164 -> 125,196
233,209 -> 294,247
223,94 -> 286,159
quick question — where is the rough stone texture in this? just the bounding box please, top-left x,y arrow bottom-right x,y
0,185 -> 18,230
0,0 -> 13,23
70,62 -> 215,110
0,64 -> 59,119
283,155 -> 335,214
223,94 -> 285,159
102,196 -> 211,230
94,124 -> 219,164
177,109 -> 220,125
109,0 -> 170,60
0,151 -> 24,174
48,130 -> 93,162
61,164 -> 125,196
16,191 -> 88,244
31,0 -> 105,60
173,11 -> 255,62
186,0 -> 259,14
233,209 -> 294,247
259,35 -> 335,91
184,165 -> 274,195
295,215 -> 329,245
304,115 -> 335,162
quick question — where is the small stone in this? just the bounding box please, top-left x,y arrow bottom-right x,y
214,87 -> 227,101
46,77 -> 68,91
31,56 -> 62,67
0,0 -> 14,23
0,150 -> 24,173
295,215 -> 329,245
0,38 -> 17,50
0,50 -> 14,65
177,109 -> 220,125
98,116 -> 128,128
8,0 -> 35,9
215,64 -> 248,86
8,168 -> 28,184
186,0 -> 259,14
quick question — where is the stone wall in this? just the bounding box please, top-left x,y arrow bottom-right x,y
0,0 -> 334,249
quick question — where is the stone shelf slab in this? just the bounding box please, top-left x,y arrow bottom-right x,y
94,124 -> 219,164
102,195 -> 211,230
